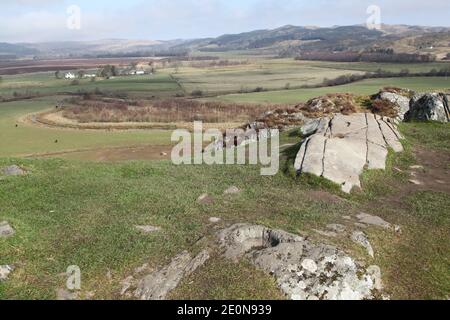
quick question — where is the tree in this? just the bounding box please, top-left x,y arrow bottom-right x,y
55,71 -> 62,79
77,70 -> 86,79
99,65 -> 119,78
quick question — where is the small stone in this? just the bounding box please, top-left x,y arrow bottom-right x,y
135,225 -> 161,234
209,217 -> 221,223
326,224 -> 346,234
410,165 -> 424,170
351,231 -> 374,258
409,179 -> 423,185
2,165 -> 26,176
56,288 -> 79,300
0,265 -> 13,281
0,221 -> 15,238
160,152 -> 168,156
198,193 -> 213,205
342,216 -> 352,220
436,180 -> 445,184
301,259 -> 318,274
356,213 -> 392,230
367,265 -> 384,291
121,276 -> 135,295
224,186 -> 240,195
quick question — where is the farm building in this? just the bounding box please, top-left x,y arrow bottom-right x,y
64,72 -> 76,79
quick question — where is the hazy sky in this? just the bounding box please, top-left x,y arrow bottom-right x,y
1,0 -> 450,42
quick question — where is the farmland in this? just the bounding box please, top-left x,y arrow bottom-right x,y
0,55 -> 449,301
217,76 -> 450,104
0,57 -> 449,158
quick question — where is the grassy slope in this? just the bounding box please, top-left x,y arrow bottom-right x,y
0,98 -> 172,157
218,77 -> 450,104
0,123 -> 448,300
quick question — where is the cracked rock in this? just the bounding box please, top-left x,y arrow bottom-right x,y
218,224 -> 385,300
295,113 -> 403,193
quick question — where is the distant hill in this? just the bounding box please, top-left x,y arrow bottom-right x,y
0,43 -> 39,57
2,24 -> 449,60
174,24 -> 450,59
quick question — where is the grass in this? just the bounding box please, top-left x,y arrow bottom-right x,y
307,60 -> 450,73
400,121 -> 450,151
0,60 -> 449,300
217,77 -> 450,104
0,121 -> 448,300
0,97 -> 172,157
169,58 -> 366,94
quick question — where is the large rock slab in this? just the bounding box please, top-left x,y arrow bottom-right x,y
295,113 -> 403,193
406,93 -> 449,123
218,224 -> 384,300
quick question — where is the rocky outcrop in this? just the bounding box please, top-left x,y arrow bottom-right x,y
218,224 -> 384,300
405,93 -> 450,123
295,113 -> 403,193
128,250 -> 210,300
373,91 -> 411,120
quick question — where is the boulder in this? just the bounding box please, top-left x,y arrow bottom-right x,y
295,113 -> 403,193
218,224 -> 385,300
406,93 -> 449,123
374,91 -> 411,120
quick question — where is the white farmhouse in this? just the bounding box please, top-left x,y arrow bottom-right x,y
65,72 -> 76,79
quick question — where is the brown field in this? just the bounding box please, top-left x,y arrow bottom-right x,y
60,97 -> 276,125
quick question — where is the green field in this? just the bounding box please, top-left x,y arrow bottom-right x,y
306,61 -> 450,73
0,97 -> 172,157
170,58 -> 366,94
0,72 -> 182,98
217,77 -> 450,104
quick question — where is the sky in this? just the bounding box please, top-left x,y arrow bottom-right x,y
1,0 -> 450,43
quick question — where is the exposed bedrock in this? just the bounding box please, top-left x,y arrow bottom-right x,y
295,113 -> 403,193
218,224 -> 384,300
